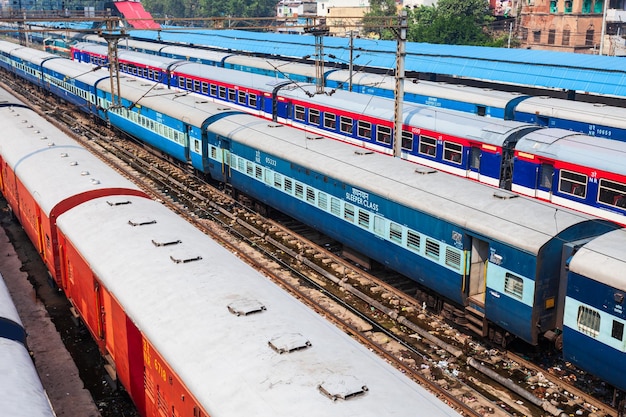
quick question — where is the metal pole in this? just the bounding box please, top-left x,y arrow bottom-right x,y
599,0 -> 609,55
392,10 -> 407,158
349,31 -> 354,92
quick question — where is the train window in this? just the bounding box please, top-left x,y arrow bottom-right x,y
178,77 -> 185,89
147,69 -> 153,79
373,216 -> 384,236
612,321 -> 624,341
249,94 -> 257,107
407,230 -> 420,251
238,91 -> 246,105
477,105 -> 486,116
228,89 -> 236,102
540,164 -> 554,189
306,187 -> 316,203
194,140 -> 200,153
389,222 -> 402,244
344,203 -> 355,222
340,116 -> 353,134
186,78 -> 193,91
210,84 -> 217,97
357,120 -> 371,139
201,82 -> 208,95
274,173 -> 283,188
193,80 -> 200,92
330,197 -> 341,216
318,192 -> 328,210
577,306 -> 600,338
598,179 -> 626,208
264,170 -> 272,185
376,126 -> 392,145
309,108 -> 320,125
324,112 -> 337,130
238,157 -> 244,172
284,178 -> 293,194
255,166 -> 263,180
401,131 -> 413,151
559,170 -> 587,198
295,182 -> 304,199
425,238 -> 440,260
294,105 -> 305,121
246,161 -> 253,176
443,142 -> 463,164
445,248 -> 462,271
219,86 -> 226,99
504,273 -> 523,300
358,210 -> 370,228
419,136 -> 437,157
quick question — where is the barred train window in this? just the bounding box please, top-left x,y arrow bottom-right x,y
246,161 -> 253,176
255,166 -> 263,180
358,210 -> 369,228
306,187 -> 315,204
201,82 -> 208,94
425,238 -> 440,260
330,197 -> 341,216
407,230 -> 420,252
186,78 -> 193,90
389,223 -> 402,243
318,192 -> 328,210
284,178 -> 293,194
219,86 -> 226,99
445,248 -> 462,270
559,170 -> 587,198
504,273 -> 523,300
249,94 -> 257,107
295,182 -> 304,198
344,203 -> 355,222
357,120 -> 371,139
274,173 -> 283,189
210,84 -> 217,96
238,91 -> 246,105
228,89 -> 235,102
577,306 -> 600,338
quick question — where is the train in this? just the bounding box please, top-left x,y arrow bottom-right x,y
0,86 -> 462,417
0,39 -> 625,395
0,273 -> 56,417
68,41 -> 626,226
67,34 -> 626,141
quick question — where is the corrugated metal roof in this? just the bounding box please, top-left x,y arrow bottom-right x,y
132,28 -> 626,98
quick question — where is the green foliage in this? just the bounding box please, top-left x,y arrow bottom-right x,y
143,0 -> 276,20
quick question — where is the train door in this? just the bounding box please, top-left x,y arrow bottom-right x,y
182,122 -> 191,165
468,146 -> 481,181
536,163 -> 554,199
464,236 -> 490,337
220,138 -> 231,184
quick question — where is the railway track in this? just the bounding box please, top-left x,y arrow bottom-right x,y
1,76 -> 621,417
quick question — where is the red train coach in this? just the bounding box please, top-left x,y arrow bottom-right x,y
0,90 -> 148,287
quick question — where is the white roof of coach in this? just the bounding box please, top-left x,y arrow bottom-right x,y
57,195 -> 460,417
0,99 -> 142,215
0,275 -> 21,326
568,228 -> 626,291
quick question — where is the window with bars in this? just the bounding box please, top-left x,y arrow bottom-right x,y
318,192 -> 328,210
295,182 -> 304,199
425,238 -> 440,260
504,273 -> 523,299
344,203 -> 355,222
389,223 -> 402,243
330,197 -> 341,216
306,187 -> 316,204
249,94 -> 257,107
238,91 -> 246,105
577,306 -> 600,337
358,210 -> 370,228
407,230 -> 420,251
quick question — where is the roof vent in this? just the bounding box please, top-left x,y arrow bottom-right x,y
318,375 -> 368,401
268,333 -> 311,354
493,190 -> 518,200
47,142 -> 55,147
90,178 -> 100,185
306,135 -> 324,140
169,253 -> 202,264
415,166 -> 437,175
152,237 -> 182,247
41,136 -> 49,140
70,161 -> 78,166
354,150 -> 374,156
267,123 -> 283,128
107,199 -> 132,206
81,171 -> 90,176
128,217 -> 157,226
227,298 -> 266,316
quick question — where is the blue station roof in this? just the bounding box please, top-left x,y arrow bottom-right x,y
130,28 -> 626,98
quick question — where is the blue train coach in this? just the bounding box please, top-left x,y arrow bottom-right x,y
564,229 -> 626,392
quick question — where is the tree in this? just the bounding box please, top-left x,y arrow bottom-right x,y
362,0 -> 398,40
